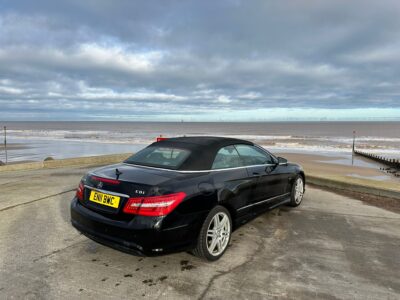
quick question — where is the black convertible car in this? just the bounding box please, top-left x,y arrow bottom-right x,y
71,136 -> 305,261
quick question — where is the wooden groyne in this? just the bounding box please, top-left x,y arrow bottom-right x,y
354,149 -> 400,171
352,131 -> 400,176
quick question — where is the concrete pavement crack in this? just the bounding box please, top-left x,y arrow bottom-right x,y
33,239 -> 85,262
198,238 -> 264,300
0,189 -> 75,212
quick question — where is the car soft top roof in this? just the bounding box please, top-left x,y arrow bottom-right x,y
148,136 -> 253,171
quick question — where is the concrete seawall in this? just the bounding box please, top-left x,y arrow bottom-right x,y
1,152 -> 399,200
0,153 -> 132,172
307,174 -> 400,200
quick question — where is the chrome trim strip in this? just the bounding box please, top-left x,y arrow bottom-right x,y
237,192 -> 290,211
269,198 -> 291,209
84,185 -> 130,198
122,162 -> 277,173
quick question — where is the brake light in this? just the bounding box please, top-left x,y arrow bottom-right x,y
123,192 -> 186,216
76,182 -> 84,201
156,135 -> 167,142
92,176 -> 120,185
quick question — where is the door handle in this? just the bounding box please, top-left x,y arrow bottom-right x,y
252,172 -> 261,177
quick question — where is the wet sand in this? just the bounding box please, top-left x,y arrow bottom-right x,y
0,143 -> 28,151
277,152 -> 398,183
0,144 -> 31,164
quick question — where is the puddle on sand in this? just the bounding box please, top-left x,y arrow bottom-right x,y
318,155 -> 383,169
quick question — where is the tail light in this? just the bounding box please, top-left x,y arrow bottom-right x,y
156,136 -> 167,142
123,192 -> 186,217
76,181 -> 84,201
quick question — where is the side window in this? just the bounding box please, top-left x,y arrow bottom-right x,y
234,144 -> 275,166
212,146 -> 243,169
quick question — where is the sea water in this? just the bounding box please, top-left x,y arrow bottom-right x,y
1,121 -> 399,162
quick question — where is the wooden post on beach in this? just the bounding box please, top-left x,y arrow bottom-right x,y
3,126 -> 7,164
351,130 -> 356,165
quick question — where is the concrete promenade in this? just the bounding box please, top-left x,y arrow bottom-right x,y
1,165 -> 400,299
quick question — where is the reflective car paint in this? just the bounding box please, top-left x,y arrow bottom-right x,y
71,137 -> 305,256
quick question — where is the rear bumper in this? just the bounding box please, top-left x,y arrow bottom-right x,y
70,198 -> 204,256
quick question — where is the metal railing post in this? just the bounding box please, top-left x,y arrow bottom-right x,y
4,126 -> 7,164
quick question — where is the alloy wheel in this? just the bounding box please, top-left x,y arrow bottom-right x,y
294,177 -> 304,204
206,212 -> 231,256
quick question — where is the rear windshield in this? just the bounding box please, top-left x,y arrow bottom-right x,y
124,146 -> 191,169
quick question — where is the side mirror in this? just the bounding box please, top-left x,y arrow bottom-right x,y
277,157 -> 288,165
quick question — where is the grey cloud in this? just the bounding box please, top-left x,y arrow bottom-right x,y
1,0 -> 400,120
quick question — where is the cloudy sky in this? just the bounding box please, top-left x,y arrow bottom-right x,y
1,0 -> 400,121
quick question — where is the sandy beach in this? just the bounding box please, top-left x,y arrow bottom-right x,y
277,152 -> 398,183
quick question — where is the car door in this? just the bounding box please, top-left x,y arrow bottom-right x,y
211,145 -> 253,217
234,144 -> 285,210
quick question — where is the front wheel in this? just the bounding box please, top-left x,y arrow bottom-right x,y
192,205 -> 232,261
289,175 -> 304,207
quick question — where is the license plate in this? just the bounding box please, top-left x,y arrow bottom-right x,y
89,190 -> 120,208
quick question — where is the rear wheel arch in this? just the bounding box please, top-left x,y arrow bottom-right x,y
299,171 -> 306,185
218,202 -> 237,225
216,189 -> 238,223
196,190 -> 237,224
192,205 -> 233,261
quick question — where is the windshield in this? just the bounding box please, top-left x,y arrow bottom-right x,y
124,146 -> 191,169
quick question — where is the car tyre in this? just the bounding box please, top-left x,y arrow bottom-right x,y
193,205 -> 232,261
289,175 -> 304,207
